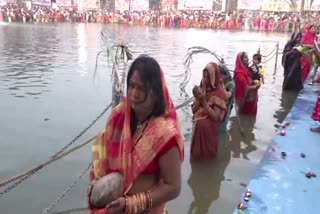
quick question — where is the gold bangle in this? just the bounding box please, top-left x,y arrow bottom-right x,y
144,193 -> 148,210
129,196 -> 133,214
137,194 -> 142,213
145,191 -> 150,209
126,196 -> 131,214
138,193 -> 143,213
147,190 -> 153,209
142,193 -> 147,211
133,195 -> 138,214
124,197 -> 128,214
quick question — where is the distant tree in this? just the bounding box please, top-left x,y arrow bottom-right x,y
284,0 -> 300,11
306,0 -> 316,10
212,0 -> 222,11
285,0 -> 316,12
150,0 -> 161,10
104,0 -> 115,10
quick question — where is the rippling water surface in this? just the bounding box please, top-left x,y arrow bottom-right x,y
0,23 -> 297,214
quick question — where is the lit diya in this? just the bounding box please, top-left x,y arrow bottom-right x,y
281,152 -> 287,158
279,130 -> 286,136
284,121 -> 290,127
305,171 -> 317,178
238,202 -> 245,211
243,189 -> 252,201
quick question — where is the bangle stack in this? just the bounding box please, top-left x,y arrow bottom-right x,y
124,190 -> 153,214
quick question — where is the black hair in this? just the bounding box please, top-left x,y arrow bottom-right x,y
127,55 -> 165,117
253,53 -> 262,63
240,52 -> 247,62
309,25 -> 315,30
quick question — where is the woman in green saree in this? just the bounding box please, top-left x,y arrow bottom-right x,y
219,64 -> 234,132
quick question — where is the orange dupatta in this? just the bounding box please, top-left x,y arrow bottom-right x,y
89,69 -> 184,213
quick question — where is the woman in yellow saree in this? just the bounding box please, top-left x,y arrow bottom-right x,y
89,55 -> 184,214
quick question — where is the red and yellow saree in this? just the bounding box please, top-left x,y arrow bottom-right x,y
89,70 -> 184,214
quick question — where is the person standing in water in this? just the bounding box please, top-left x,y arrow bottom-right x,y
234,52 -> 260,116
89,55 -> 184,214
190,62 -> 227,161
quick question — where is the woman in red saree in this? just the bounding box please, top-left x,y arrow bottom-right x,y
311,92 -> 320,133
88,55 -> 184,214
301,25 -> 318,82
190,63 -> 227,161
234,52 -> 260,116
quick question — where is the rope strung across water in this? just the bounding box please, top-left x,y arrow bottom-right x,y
179,46 -> 224,90
41,163 -> 93,214
261,54 -> 276,64
0,96 -> 193,199
260,44 -> 278,58
0,103 -> 113,196
0,34 -> 134,195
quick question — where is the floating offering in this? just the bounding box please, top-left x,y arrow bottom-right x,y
238,202 -> 245,211
284,121 -> 291,126
245,191 -> 251,198
279,130 -> 286,136
306,172 -> 317,178
306,172 -> 313,178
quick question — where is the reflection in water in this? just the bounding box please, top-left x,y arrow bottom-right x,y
229,115 -> 257,160
187,133 -> 231,214
274,90 -> 299,124
0,25 -> 58,98
77,24 -> 88,67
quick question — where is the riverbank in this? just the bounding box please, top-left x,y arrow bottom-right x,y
234,81 -> 320,214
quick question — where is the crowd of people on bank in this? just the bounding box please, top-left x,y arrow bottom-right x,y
2,3 -> 320,33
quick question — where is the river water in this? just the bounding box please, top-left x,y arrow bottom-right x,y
0,23 -> 297,214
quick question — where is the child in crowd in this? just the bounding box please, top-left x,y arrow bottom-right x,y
250,53 -> 264,84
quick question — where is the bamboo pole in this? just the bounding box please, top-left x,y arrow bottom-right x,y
274,41 -> 279,73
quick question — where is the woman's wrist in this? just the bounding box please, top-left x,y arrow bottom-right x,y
124,191 -> 153,214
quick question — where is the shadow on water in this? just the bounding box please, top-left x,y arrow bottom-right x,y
0,25 -> 59,98
187,133 -> 231,214
229,115 -> 257,160
274,90 -> 299,124
186,115 -> 257,214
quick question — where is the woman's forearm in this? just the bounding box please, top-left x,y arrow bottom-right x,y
239,86 -> 255,111
202,102 -> 222,121
191,102 -> 200,114
150,147 -> 181,209
149,182 -> 181,208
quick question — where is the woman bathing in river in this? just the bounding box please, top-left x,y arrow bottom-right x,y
190,62 -> 227,161
88,55 -> 184,214
234,52 -> 260,116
